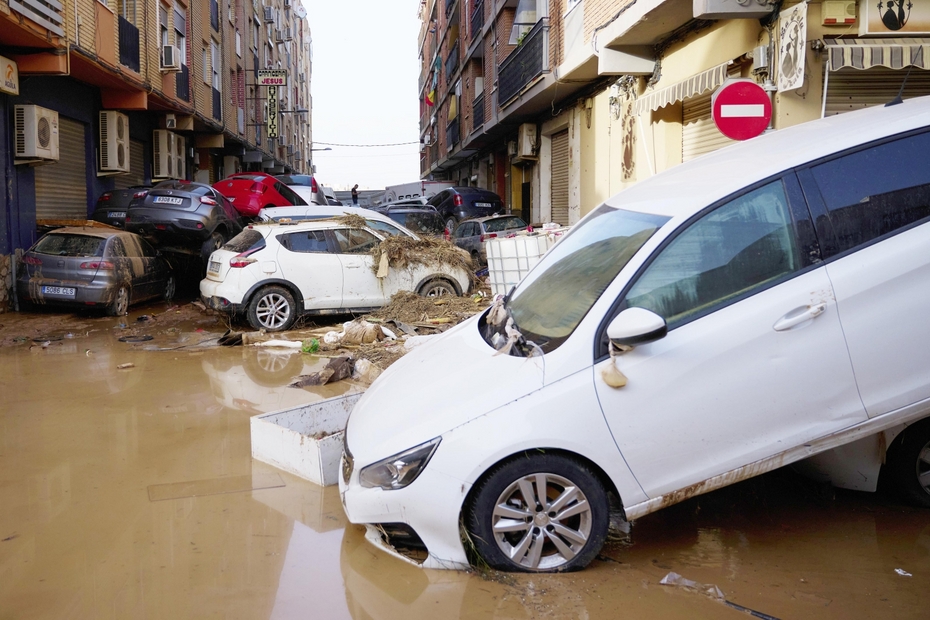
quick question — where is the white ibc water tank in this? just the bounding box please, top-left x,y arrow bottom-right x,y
485,230 -> 565,296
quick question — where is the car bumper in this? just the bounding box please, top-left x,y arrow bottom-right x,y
126,211 -> 214,242
199,277 -> 247,314
18,277 -> 117,307
339,451 -> 471,570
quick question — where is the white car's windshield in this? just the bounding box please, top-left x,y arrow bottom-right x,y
506,205 -> 669,352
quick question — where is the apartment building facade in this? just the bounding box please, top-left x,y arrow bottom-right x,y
0,0 -> 313,309
421,0 -> 930,226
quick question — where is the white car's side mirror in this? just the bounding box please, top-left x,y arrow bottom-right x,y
607,307 -> 667,347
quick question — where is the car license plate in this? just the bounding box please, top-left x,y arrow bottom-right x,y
154,196 -> 184,205
109,211 -> 126,218
475,202 -> 492,208
41,286 -> 75,297
208,260 -> 221,274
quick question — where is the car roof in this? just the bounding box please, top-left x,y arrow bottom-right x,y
471,214 -> 523,223
258,205 -> 392,221
44,226 -> 124,239
248,216 -> 417,237
606,95 -> 930,220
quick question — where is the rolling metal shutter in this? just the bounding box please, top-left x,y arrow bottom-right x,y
550,129 -> 569,225
35,116 -> 89,220
681,91 -> 736,162
826,66 -> 930,116
113,140 -> 146,189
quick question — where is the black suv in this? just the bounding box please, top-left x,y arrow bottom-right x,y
426,187 -> 504,231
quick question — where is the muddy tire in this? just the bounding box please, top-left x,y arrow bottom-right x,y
444,216 -> 458,234
163,275 -> 176,302
418,278 -> 457,298
247,286 -> 297,332
465,454 -> 609,573
885,418 -> 930,508
201,231 -> 225,263
107,285 -> 130,317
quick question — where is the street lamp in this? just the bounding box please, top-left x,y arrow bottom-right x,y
308,146 -> 331,173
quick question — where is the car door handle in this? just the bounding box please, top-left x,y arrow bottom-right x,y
773,303 -> 827,332
346,264 -> 361,269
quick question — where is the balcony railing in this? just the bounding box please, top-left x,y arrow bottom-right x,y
175,64 -> 190,102
210,0 -> 219,32
9,0 -> 64,36
498,17 -> 549,107
470,0 -> 484,40
118,16 -> 140,72
445,42 -> 458,85
446,117 -> 459,150
212,87 -> 222,121
472,92 -> 485,129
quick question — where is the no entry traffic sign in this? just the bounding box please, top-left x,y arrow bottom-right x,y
711,79 -> 772,141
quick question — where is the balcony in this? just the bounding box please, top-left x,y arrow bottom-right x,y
472,92 -> 485,130
470,0 -> 484,40
8,0 -> 64,37
175,64 -> 190,102
212,87 -> 222,121
446,117 -> 459,150
498,18 -> 549,107
445,42 -> 458,85
118,16 -> 140,73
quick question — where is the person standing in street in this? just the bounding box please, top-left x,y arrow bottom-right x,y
351,184 -> 359,205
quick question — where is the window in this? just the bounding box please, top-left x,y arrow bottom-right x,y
173,7 -> 187,65
275,183 -> 306,205
211,40 -> 221,91
365,219 -> 406,238
202,48 -> 209,84
809,130 -> 930,257
119,0 -> 136,22
281,230 -> 330,253
332,229 -> 380,254
626,181 -> 800,330
159,4 -> 169,46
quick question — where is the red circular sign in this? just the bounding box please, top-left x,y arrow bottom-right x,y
711,79 -> 772,141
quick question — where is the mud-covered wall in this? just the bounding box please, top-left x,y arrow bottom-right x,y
0,254 -> 9,312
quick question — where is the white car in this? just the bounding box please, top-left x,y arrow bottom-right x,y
340,96 -> 930,572
258,205 -> 383,223
200,218 -> 471,331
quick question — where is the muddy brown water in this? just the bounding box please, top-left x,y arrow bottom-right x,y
1,303 -> 928,619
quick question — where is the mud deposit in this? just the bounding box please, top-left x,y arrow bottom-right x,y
1,303 -> 928,619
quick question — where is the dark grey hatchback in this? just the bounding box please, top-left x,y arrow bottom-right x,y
125,181 -> 242,259
17,227 -> 174,316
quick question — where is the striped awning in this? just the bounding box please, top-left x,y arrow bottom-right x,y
826,38 -> 930,72
633,62 -> 729,116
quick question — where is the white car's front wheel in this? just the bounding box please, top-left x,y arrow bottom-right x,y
466,454 -> 609,572
248,286 -> 297,332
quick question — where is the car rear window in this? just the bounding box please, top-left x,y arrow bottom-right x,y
484,217 -> 527,233
223,229 -> 266,253
276,175 -> 313,186
230,175 -> 267,183
33,234 -> 106,257
390,212 -> 445,235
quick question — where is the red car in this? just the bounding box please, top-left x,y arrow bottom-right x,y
212,172 -> 307,218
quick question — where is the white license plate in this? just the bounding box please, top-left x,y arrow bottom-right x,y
42,286 -> 75,297
475,202 -> 492,207
154,196 -> 184,205
109,211 -> 126,218
208,260 -> 221,273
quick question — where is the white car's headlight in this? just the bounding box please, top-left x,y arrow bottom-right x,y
359,438 -> 441,490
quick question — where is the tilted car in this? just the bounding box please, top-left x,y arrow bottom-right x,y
17,227 -> 174,315
339,96 -> 930,573
213,172 -> 308,218
274,173 -> 329,205
370,203 -> 446,238
426,186 -> 504,232
91,185 -> 152,228
200,219 -> 471,331
451,214 -> 529,264
125,180 -> 243,261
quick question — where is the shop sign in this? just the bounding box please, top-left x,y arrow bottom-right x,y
0,55 -> 19,96
257,70 -> 287,86
267,85 -> 279,138
861,0 -> 930,35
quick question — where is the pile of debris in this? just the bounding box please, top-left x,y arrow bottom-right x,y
371,235 -> 475,282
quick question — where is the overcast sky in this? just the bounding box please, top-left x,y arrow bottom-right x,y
302,0 -> 422,191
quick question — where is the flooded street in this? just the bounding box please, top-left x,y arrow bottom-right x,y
1,302 -> 928,620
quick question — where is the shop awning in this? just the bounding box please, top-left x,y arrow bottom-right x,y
633,61 -> 728,115
826,38 -> 930,72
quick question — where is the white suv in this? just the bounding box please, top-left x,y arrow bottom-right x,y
340,96 -> 930,573
200,217 -> 471,331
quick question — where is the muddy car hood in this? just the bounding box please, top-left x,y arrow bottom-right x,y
345,313 -> 546,466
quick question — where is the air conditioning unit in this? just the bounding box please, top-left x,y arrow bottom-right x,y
517,123 -> 537,160
161,45 -> 181,71
507,140 -> 517,157
263,6 -> 274,22
274,29 -> 285,42
284,26 -> 293,41
299,72 -> 305,83
99,111 -> 131,173
153,129 -> 185,179
287,145 -> 294,155
165,113 -> 177,129
283,0 -> 291,7
693,0 -> 773,19
14,104 -> 59,162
